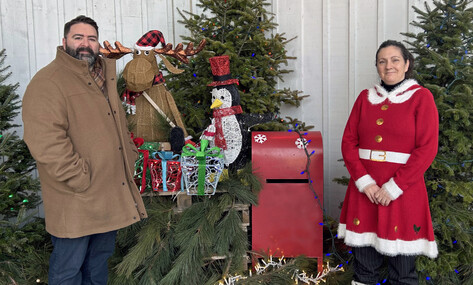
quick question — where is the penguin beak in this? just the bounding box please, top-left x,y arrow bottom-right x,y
210,99 -> 223,109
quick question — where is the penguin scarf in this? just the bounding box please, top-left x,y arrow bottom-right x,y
212,105 -> 243,150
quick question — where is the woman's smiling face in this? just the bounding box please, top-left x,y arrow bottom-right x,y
376,45 -> 409,85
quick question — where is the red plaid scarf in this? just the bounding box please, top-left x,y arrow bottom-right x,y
122,74 -> 165,104
90,59 -> 105,93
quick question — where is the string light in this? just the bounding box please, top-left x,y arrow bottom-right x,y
288,126 -> 350,267
220,257 -> 343,285
293,262 -> 344,284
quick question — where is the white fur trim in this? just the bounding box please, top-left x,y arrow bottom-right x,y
382,178 -> 403,200
337,223 -> 438,258
368,79 -> 420,105
355,174 -> 376,192
134,44 -> 155,51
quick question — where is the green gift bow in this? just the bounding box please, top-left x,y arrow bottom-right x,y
182,139 -> 223,195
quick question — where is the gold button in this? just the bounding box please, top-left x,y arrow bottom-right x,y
376,118 -> 384,125
381,104 -> 389,110
394,226 -> 398,232
353,218 -> 360,226
375,135 -> 383,143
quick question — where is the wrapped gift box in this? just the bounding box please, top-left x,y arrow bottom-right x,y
148,151 -> 182,192
181,139 -> 224,195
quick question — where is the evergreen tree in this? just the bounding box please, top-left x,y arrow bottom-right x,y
403,0 -> 473,283
0,49 -> 40,218
164,0 -> 310,139
109,165 -> 263,285
0,49 -> 49,284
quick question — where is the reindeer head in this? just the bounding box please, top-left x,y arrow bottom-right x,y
100,30 -> 206,92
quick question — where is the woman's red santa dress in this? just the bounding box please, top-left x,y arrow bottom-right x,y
338,79 -> 438,258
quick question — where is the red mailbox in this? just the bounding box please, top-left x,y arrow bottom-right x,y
251,131 -> 324,270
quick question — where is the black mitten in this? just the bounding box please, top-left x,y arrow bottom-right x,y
170,126 -> 185,154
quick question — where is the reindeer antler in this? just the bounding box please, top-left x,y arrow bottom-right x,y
154,39 -> 206,64
100,41 -> 132,59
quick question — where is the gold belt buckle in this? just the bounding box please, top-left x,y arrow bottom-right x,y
370,150 -> 386,162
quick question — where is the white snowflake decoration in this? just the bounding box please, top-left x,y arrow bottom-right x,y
254,134 -> 267,144
295,137 -> 308,149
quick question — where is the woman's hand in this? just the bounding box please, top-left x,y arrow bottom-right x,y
374,187 -> 393,206
363,184 -> 381,204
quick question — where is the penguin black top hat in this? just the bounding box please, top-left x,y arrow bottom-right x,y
208,55 -> 239,87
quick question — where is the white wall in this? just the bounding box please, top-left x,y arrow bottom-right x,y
0,0 -> 433,218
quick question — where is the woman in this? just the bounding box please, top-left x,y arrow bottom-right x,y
338,40 -> 438,285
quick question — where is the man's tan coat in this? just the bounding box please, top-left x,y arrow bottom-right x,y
23,47 -> 147,238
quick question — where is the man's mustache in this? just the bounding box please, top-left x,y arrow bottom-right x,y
76,47 -> 95,56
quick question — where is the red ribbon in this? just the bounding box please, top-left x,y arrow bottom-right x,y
138,149 -> 149,193
212,105 -> 242,150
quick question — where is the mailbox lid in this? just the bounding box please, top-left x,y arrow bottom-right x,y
251,131 -> 323,179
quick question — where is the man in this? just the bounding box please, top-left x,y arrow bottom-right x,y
22,15 -> 147,284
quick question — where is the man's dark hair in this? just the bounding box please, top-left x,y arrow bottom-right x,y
64,15 -> 99,38
375,40 -> 415,79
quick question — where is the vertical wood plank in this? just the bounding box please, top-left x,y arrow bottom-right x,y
348,0 -> 356,108
277,0 -> 303,121
300,0 -> 323,131
91,0 -> 119,43
382,0 -> 409,41
321,0 -> 331,215
354,0 -> 379,91
61,0 -> 88,54
326,0 -> 351,218
173,0 -> 192,42
0,0 -> 30,135
377,0 -> 385,45
25,0 -> 37,78
30,1 -> 60,70
0,1 -> 3,50
63,0 -> 88,24
145,0 -> 172,42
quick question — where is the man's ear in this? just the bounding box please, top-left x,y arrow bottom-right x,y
62,38 -> 66,49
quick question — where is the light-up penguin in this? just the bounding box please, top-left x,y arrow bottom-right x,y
202,55 -> 243,167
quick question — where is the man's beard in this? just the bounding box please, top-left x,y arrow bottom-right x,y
65,45 -> 98,67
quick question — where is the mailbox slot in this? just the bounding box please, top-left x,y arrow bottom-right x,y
266,179 -> 309,183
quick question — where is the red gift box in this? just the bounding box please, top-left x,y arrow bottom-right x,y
148,152 -> 182,192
